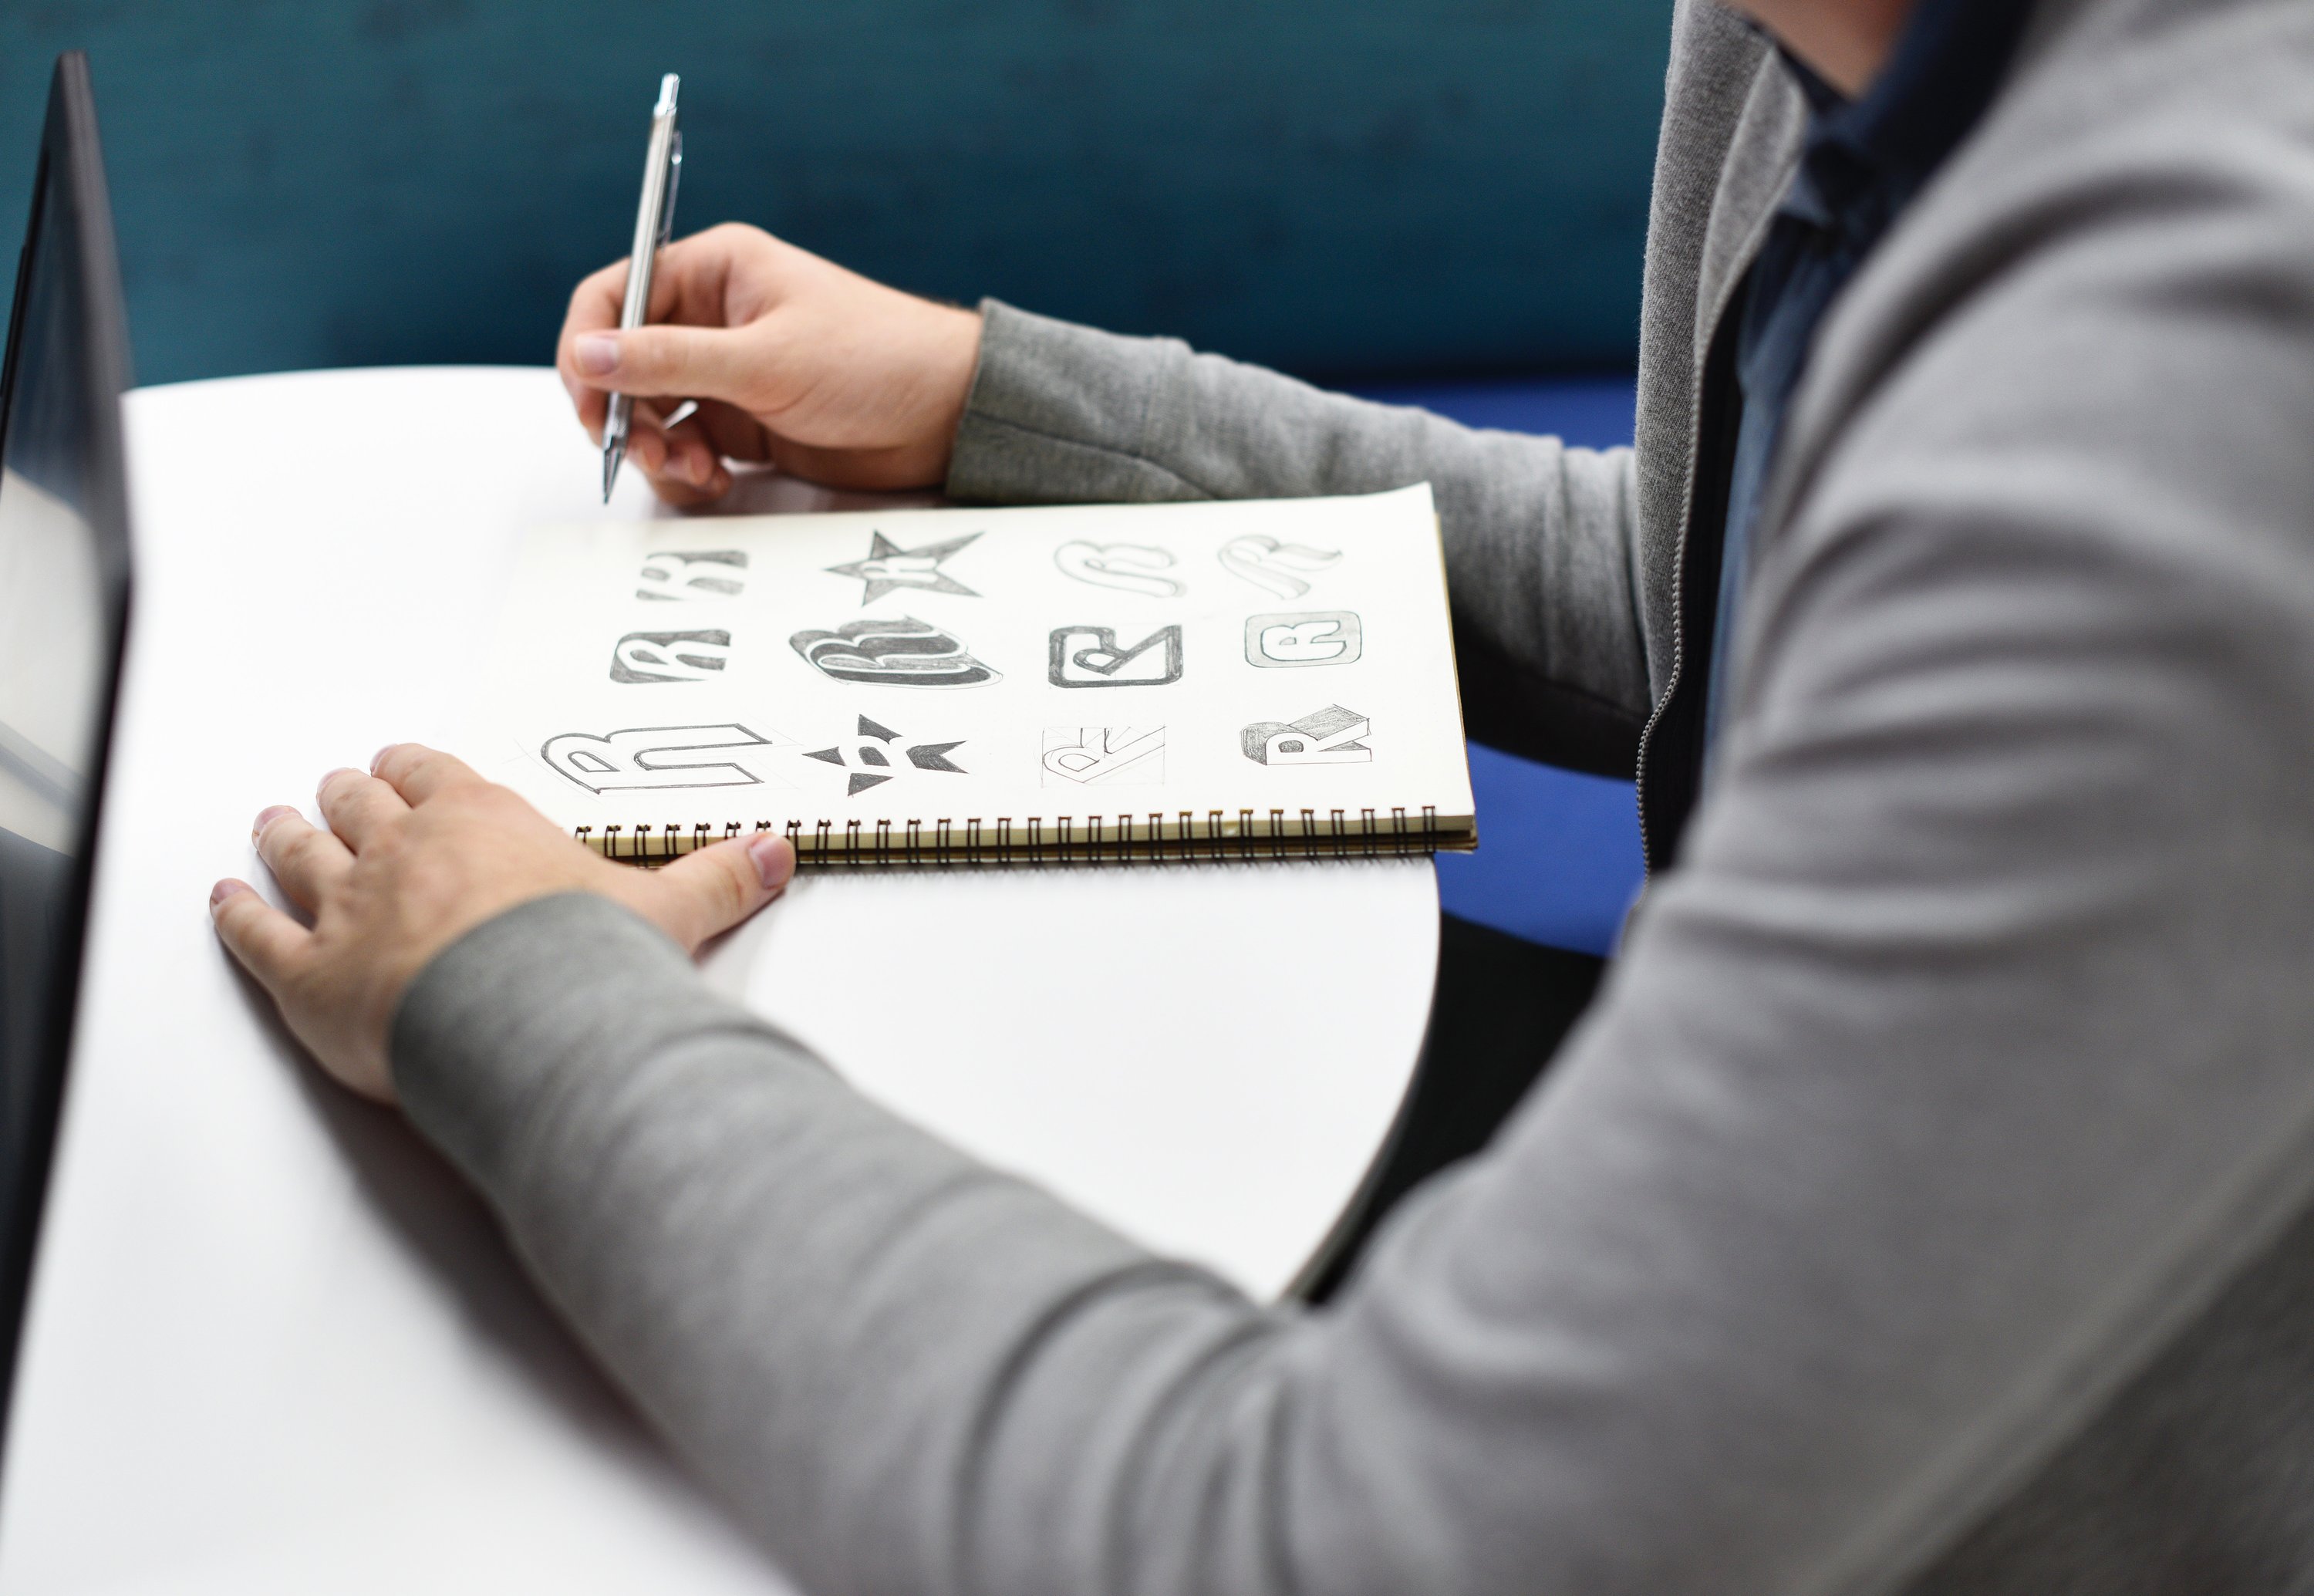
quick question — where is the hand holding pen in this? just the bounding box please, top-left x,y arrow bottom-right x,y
559,79 -> 984,508
558,218 -> 985,508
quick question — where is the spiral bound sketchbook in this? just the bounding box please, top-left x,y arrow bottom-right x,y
463,482 -> 1476,864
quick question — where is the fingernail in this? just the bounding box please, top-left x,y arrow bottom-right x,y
747,834 -> 795,890
575,333 -> 619,376
318,767 -> 361,798
210,879 -> 248,910
252,805 -> 296,841
370,745 -> 396,774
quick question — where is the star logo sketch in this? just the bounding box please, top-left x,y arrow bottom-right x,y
804,714 -> 968,797
825,530 -> 983,606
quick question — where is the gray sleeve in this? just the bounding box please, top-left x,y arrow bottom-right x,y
949,300 -> 1652,754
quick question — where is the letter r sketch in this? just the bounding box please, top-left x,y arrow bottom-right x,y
790,616 -> 1000,688
1218,535 -> 1340,600
1240,705 -> 1372,766
637,549 -> 747,602
1047,624 -> 1184,687
1041,726 -> 1165,787
1053,541 -> 1184,598
610,629 -> 731,683
1244,611 -> 1361,668
541,724 -> 788,792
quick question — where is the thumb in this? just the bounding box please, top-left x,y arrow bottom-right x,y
633,833 -> 796,951
573,323 -> 761,403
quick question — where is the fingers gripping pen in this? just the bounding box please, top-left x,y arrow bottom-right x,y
602,74 -> 683,502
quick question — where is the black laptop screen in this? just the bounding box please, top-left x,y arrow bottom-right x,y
0,52 -> 133,1443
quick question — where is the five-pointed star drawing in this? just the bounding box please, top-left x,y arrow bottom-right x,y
825,531 -> 982,606
804,715 -> 968,797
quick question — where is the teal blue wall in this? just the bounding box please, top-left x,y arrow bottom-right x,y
1,3 -> 1669,388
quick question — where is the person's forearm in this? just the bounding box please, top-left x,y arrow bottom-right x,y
949,301 -> 1651,759
391,894 -> 1306,1596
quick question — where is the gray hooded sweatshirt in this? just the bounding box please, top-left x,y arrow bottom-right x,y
394,0 -> 2314,1591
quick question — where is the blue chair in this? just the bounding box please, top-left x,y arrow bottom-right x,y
0,4 -> 1668,388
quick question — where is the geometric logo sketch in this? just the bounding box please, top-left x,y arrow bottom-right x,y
1240,704 -> 1373,766
1041,726 -> 1165,787
803,714 -> 966,798
789,616 -> 1000,688
540,723 -> 788,792
1217,535 -> 1340,600
636,548 -> 747,602
1047,624 -> 1184,688
1052,540 -> 1183,599
609,629 -> 732,683
825,529 -> 982,606
1244,611 -> 1362,669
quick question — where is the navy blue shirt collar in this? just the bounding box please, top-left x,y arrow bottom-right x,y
1698,0 -> 2034,765
1778,0 -> 2036,243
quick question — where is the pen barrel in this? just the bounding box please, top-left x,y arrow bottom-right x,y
621,108 -> 680,331
603,79 -> 680,475
625,113 -> 676,326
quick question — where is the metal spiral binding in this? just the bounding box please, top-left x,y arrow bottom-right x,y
574,803 -> 1457,865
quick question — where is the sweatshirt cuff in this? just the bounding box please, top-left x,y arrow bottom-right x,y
946,299 -> 1211,504
389,892 -> 750,1198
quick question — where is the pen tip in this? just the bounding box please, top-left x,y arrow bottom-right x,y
602,444 -> 623,504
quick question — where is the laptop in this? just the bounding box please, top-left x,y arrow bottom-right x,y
0,52 -> 136,1456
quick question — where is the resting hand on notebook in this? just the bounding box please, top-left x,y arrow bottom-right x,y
207,744 -> 796,1103
557,222 -> 982,506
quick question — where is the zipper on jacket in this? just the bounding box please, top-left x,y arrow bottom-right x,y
1633,302 -> 1744,881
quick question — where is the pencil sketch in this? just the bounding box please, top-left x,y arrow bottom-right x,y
637,549 -> 748,602
1245,611 -> 1363,668
609,629 -> 732,683
1218,535 -> 1340,599
1041,726 -> 1166,787
1240,704 -> 1373,765
825,530 -> 982,606
802,714 -> 968,797
1053,540 -> 1184,598
1047,624 -> 1184,688
541,723 -> 786,792
790,616 -> 1000,688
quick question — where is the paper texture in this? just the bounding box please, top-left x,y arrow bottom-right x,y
464,484 -> 1472,856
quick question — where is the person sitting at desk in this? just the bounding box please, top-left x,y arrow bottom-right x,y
211,0 -> 2314,1589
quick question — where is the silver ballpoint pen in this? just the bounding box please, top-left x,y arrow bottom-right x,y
602,73 -> 683,502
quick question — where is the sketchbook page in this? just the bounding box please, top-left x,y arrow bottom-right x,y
460,485 -> 1472,847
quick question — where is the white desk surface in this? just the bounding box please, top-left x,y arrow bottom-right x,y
0,368 -> 1438,1594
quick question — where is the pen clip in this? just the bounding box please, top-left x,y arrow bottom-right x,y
659,130 -> 683,248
